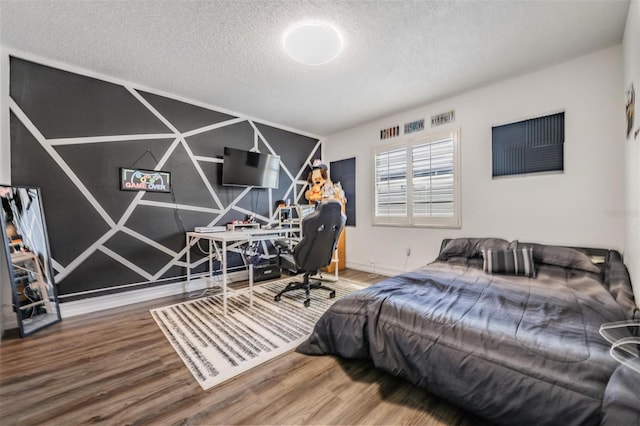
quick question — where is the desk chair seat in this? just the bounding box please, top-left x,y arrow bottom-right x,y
274,199 -> 346,307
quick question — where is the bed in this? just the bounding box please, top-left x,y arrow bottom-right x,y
297,238 -> 639,425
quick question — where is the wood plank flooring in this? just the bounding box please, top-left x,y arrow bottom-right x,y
0,270 -> 489,425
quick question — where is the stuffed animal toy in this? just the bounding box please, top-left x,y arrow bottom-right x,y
304,160 -> 347,205
305,164 -> 331,203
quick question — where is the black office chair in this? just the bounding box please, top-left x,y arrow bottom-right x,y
274,199 -> 346,307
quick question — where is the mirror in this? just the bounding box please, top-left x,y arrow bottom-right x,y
1,185 -> 61,337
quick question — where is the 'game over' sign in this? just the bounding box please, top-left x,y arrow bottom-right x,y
120,168 -> 171,193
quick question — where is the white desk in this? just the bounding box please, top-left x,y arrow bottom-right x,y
185,228 -> 300,315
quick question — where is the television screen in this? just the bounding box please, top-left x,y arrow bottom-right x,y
222,147 -> 280,189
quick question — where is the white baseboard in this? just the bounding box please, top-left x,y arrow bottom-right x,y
10,263 -> 390,323
345,261 -> 401,278
60,271 -> 249,318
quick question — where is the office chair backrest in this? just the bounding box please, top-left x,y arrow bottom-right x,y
293,199 -> 346,273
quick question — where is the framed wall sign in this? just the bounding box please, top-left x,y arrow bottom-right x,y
380,125 -> 400,140
431,110 -> 455,127
404,119 -> 425,134
120,168 -> 171,192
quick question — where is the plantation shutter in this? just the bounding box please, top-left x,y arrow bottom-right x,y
412,137 -> 455,218
375,147 -> 407,218
372,128 -> 460,228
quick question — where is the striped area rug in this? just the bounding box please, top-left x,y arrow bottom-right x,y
150,277 -> 366,390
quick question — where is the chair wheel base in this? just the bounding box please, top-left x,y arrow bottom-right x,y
273,274 -> 337,307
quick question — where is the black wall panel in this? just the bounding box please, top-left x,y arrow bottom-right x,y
186,121 -> 254,157
330,158 -> 356,226
103,232 -> 174,275
140,143 -> 219,208
10,58 -> 169,138
254,123 -> 318,178
9,56 -> 320,300
55,138 -> 175,220
138,90 -> 237,132
59,251 -> 147,296
11,112 -> 113,266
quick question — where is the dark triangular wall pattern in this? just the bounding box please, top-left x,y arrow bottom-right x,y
186,121 -> 254,157
255,123 -> 319,179
138,90 -> 238,133
141,142 -> 218,209
234,189 -> 271,218
103,231 -> 174,276
9,57 -> 320,301
198,161 -> 246,210
57,251 -> 148,295
55,138 -> 175,222
272,171 -> 294,206
10,57 -> 170,138
125,205 -> 214,253
11,113 -> 112,267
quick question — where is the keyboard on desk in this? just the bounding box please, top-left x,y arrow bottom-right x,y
195,226 -> 227,233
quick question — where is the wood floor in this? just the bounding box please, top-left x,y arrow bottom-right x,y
0,270 -> 489,425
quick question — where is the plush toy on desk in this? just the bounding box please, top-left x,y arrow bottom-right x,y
304,160 -> 346,205
305,162 -> 331,203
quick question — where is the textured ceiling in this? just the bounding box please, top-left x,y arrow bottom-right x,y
0,0 -> 631,137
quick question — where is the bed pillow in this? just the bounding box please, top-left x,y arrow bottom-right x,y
482,248 -> 536,277
518,243 -> 602,274
437,238 -> 510,260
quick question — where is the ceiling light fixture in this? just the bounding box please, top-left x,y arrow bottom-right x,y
283,21 -> 344,66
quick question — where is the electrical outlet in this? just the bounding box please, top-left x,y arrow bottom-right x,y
405,247 -> 411,256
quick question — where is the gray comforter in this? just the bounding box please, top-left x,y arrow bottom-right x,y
297,240 -> 639,425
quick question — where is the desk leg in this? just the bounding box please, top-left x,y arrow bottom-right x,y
208,239 -> 213,288
222,240 -> 228,316
186,234 -> 191,294
249,263 -> 254,307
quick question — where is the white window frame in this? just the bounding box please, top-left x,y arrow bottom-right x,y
372,128 -> 461,228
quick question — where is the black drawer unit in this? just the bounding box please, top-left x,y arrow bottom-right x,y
253,262 -> 281,282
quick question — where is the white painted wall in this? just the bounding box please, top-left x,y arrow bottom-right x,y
623,0 -> 640,305
326,46 -> 627,282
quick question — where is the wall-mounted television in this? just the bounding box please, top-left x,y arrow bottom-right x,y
222,147 -> 281,189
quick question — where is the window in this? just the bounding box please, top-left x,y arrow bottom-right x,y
492,111 -> 564,177
372,128 -> 461,228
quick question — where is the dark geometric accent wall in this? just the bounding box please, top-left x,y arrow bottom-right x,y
9,56 -> 320,301
492,111 -> 565,177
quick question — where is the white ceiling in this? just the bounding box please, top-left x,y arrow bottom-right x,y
0,0 -> 631,137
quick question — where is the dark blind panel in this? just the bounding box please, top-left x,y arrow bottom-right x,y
526,113 -> 564,147
493,121 -> 527,150
494,148 -> 525,176
492,112 -> 564,177
525,144 -> 564,174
